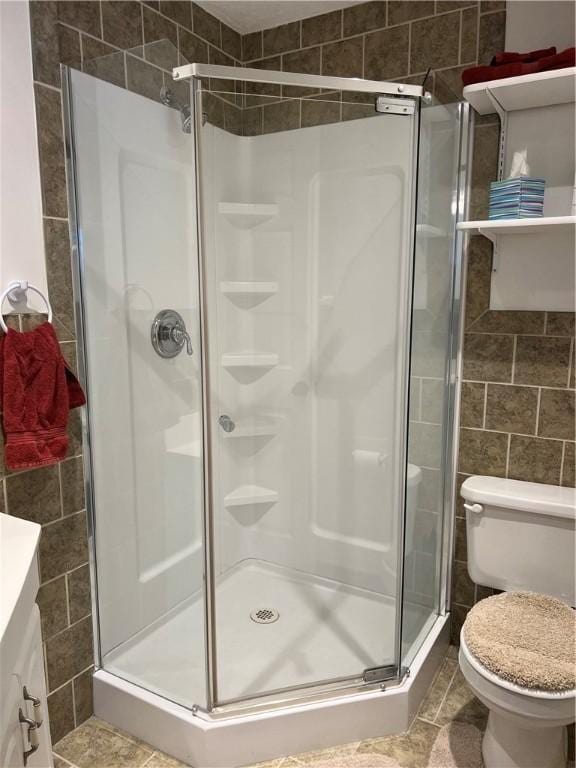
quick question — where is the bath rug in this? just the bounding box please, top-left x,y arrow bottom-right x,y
428,723 -> 483,768
463,591 -> 576,692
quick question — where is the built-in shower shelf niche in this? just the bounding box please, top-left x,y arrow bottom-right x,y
416,224 -> 446,238
222,416 -> 281,439
218,202 -> 279,229
220,281 -> 279,307
221,352 -> 279,369
223,485 -> 279,508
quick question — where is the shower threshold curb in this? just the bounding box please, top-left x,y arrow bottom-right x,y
93,614 -> 449,768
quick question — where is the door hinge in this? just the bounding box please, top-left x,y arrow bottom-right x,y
363,664 -> 398,684
375,96 -> 416,116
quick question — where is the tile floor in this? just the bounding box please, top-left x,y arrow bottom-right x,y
53,646 -> 493,768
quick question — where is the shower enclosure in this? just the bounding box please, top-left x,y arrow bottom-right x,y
63,61 -> 469,765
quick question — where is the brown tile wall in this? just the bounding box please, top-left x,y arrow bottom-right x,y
1,0 -> 241,744
235,0 -> 507,135
4,0 -> 552,740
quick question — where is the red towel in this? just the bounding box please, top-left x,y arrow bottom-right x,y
491,47 -> 556,66
0,322 -> 86,470
462,47 -> 575,86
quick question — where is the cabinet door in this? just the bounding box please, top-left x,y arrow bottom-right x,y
0,673 -> 26,768
17,606 -> 53,768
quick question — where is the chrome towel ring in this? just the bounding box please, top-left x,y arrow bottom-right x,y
0,281 -> 53,333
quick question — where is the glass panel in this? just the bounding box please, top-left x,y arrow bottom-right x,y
195,84 -> 417,703
67,69 -> 206,709
402,79 -> 464,666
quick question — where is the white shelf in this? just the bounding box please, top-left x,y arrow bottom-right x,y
463,67 -> 576,115
222,417 -> 280,439
218,202 -> 278,229
220,281 -> 278,299
221,352 -> 279,369
416,224 -> 446,238
224,485 -> 279,508
458,216 -> 576,237
166,441 -> 202,459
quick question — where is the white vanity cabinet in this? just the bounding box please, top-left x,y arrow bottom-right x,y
0,516 -> 53,768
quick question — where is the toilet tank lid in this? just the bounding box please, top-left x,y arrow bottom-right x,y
461,476 -> 576,520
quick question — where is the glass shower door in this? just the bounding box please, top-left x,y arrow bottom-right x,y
193,77 -> 420,705
64,68 -> 207,710
402,80 -> 469,665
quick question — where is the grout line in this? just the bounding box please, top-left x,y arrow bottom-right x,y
40,508 -> 87,530
123,51 -> 129,90
475,3 -> 481,63
64,571 -> 72,626
543,311 -> 548,335
432,663 -> 459,723
461,425 -> 565,443
71,672 -> 77,728
416,715 -> 442,730
57,461 -> 65,519
461,378 -> 573,391
535,387 -> 542,436
505,432 -> 511,478
482,382 -> 488,429
560,440 -> 567,485
43,640 -> 50,691
510,334 -> 517,383
78,28 -> 85,70
458,10 -> 462,63
43,214 -> 69,222
98,0 -> 104,40
33,80 -> 61,93
568,338 -> 574,388
52,752 -> 77,768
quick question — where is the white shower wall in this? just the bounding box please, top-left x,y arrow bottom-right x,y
201,109 -> 415,598
70,71 -> 204,665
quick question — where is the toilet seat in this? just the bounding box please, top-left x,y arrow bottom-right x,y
460,635 -> 575,703
462,592 -> 576,693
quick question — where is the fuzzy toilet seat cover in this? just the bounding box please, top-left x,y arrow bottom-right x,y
462,591 -> 576,692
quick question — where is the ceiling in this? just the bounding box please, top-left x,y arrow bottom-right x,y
195,1 -> 363,34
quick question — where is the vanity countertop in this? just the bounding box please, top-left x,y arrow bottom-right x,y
0,514 -> 41,648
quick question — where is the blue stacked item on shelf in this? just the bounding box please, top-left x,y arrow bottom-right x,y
488,176 -> 546,219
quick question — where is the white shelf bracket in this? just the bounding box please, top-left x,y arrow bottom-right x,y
483,88 -> 506,272
478,227 -> 500,272
485,88 -> 507,181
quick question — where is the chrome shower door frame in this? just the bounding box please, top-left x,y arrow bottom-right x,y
186,63 -> 427,712
61,65 -> 103,671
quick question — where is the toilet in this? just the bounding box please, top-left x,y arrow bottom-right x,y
459,476 -> 576,768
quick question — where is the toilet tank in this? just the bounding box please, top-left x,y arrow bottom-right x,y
460,476 -> 576,606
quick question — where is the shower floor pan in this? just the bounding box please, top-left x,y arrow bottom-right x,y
104,559 -> 425,705
96,560 -> 449,766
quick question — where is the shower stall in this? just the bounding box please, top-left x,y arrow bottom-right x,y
63,61 -> 469,766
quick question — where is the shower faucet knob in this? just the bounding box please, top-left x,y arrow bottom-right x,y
219,414 -> 235,433
151,309 -> 193,358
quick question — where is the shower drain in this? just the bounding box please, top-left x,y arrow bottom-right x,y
250,607 -> 280,624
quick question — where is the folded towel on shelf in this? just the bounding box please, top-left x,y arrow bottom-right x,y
491,46 -> 556,66
462,61 -> 539,86
538,46 -> 575,72
0,322 -> 86,470
462,47 -> 575,86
